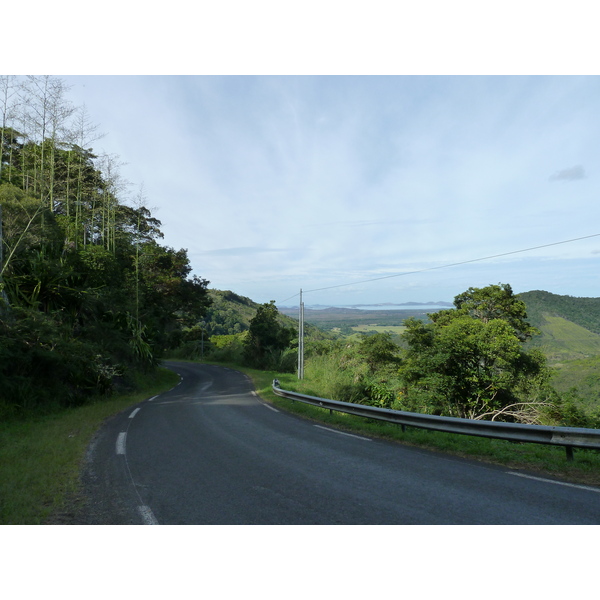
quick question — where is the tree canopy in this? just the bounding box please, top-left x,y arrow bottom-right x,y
398,283 -> 552,421
243,301 -> 296,370
1,76 -> 211,418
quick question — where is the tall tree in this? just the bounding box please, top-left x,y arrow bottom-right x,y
243,301 -> 295,369
96,153 -> 129,251
0,76 -> 212,414
0,76 -> 21,185
61,104 -> 104,244
399,283 -> 552,422
434,283 -> 537,342
19,76 -> 75,208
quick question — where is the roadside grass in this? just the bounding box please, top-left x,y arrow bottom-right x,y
202,360 -> 600,488
0,367 -> 179,525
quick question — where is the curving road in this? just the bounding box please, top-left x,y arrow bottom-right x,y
81,361 -> 600,524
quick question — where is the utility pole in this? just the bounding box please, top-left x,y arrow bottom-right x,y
298,288 -> 304,379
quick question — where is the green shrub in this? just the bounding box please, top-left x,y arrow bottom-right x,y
207,333 -> 246,363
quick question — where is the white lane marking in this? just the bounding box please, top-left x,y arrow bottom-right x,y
314,424 -> 371,441
260,402 -> 279,413
138,505 -> 159,525
508,472 -> 600,493
116,432 -> 127,455
129,408 -> 141,419
148,395 -> 159,402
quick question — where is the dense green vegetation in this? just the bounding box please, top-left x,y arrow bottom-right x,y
203,289 -> 258,334
520,290 -> 600,336
242,301 -> 296,370
273,289 -> 600,426
518,290 -> 600,418
215,284 -> 599,430
1,76 -> 211,419
172,289 -> 334,370
397,285 -> 555,422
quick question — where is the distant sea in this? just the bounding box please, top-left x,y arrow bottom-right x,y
303,303 -> 452,311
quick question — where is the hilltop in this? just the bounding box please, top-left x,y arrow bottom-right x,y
519,290 -> 600,362
519,290 -> 600,336
203,290 -> 262,335
203,290 -> 330,340
518,291 -> 600,413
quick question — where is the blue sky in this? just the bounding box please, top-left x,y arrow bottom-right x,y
58,75 -> 600,306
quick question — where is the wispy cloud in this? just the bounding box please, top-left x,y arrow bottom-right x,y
60,75 -> 600,304
198,247 -> 287,257
549,165 -> 586,181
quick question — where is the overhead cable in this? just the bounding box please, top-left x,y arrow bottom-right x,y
279,233 -> 600,301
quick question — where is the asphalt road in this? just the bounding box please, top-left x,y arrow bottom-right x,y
81,361 -> 600,524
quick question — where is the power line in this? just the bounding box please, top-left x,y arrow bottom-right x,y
279,233 -> 600,302
279,291 -> 301,304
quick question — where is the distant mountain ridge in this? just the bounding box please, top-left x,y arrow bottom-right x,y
519,290 -> 600,362
519,290 -> 600,336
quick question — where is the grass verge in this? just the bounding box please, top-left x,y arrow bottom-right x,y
202,360 -> 600,488
0,367 -> 179,525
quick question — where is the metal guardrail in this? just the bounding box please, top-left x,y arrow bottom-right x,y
272,380 -> 600,461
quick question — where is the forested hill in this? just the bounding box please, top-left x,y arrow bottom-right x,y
204,290 -> 329,340
519,291 -> 600,335
203,290 -> 259,334
0,75 -> 211,418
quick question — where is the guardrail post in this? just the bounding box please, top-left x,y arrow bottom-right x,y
565,446 -> 574,462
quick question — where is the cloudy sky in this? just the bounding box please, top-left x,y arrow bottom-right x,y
55,75 -> 599,307
5,0 -> 596,584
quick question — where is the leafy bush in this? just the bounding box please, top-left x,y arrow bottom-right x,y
0,309 -> 122,418
243,301 -> 296,370
207,333 -> 246,363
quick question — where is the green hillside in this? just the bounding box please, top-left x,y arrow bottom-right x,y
519,290 -> 600,362
551,355 -> 600,402
525,315 -> 600,362
203,290 -> 262,335
519,291 -> 600,415
203,290 -> 327,340
519,290 -> 600,336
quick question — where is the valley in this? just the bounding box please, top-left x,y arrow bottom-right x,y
201,288 -> 600,419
